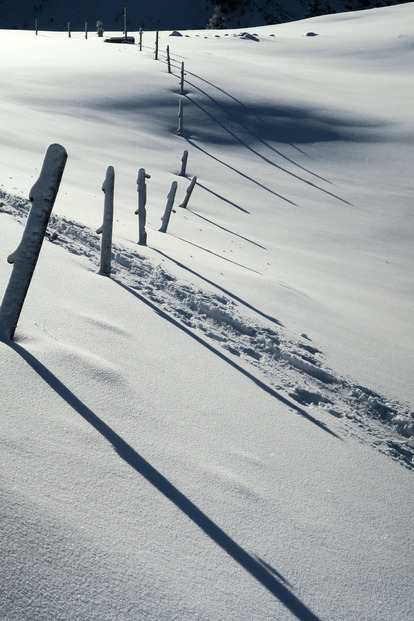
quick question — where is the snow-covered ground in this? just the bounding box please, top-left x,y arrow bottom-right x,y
1,4 -> 413,620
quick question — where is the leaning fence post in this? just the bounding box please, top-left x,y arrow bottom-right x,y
0,144 -> 68,341
155,30 -> 159,60
135,168 -> 150,246
179,176 -> 197,209
177,98 -> 184,136
96,166 -> 115,276
166,45 -> 171,73
180,61 -> 185,94
159,182 -> 178,233
179,150 -> 188,177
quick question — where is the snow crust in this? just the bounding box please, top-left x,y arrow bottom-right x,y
1,4 -> 413,620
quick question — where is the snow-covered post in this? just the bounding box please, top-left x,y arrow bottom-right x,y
166,45 -> 171,73
179,176 -> 197,209
159,182 -> 178,233
139,27 -> 142,51
123,6 -> 127,41
155,31 -> 159,60
180,61 -> 185,95
179,150 -> 188,177
96,166 -> 115,277
68,22 -> 71,38
177,98 -> 184,136
135,168 -> 150,246
0,144 -> 68,341
85,22 -> 88,39
97,21 -> 104,37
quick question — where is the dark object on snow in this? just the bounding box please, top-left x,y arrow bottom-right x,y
96,21 -> 104,37
0,144 -> 67,340
104,36 -> 135,44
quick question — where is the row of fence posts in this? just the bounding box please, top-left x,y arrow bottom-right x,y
34,23 -> 187,133
1,29 -> 194,339
0,145 -> 197,340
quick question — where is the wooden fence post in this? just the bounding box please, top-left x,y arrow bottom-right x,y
68,22 -> 71,38
180,61 -> 185,94
177,98 -> 184,136
155,31 -> 159,60
179,150 -> 188,177
136,168 -> 150,246
123,6 -> 127,41
96,166 -> 115,276
159,182 -> 178,233
139,27 -> 142,51
85,22 -> 88,39
179,176 -> 197,209
35,18 -> 38,35
0,144 -> 68,340
166,45 -> 171,73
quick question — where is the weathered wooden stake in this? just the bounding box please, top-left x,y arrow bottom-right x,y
123,6 -> 127,41
159,182 -> 178,233
177,98 -> 184,136
85,22 -> 88,39
166,45 -> 171,73
179,150 -> 188,177
68,22 -> 71,38
179,176 -> 197,209
155,30 -> 159,60
135,168 -> 150,246
96,166 -> 115,276
0,144 -> 68,341
139,27 -> 142,51
180,61 -> 185,94
35,18 -> 38,35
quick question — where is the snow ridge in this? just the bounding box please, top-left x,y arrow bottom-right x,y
1,190 -> 413,469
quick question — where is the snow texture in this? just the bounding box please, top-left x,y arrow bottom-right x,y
1,5 -> 414,621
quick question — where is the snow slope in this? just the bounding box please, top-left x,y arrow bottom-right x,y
1,4 -> 413,620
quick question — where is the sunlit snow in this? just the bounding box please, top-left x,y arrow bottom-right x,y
1,4 -> 413,620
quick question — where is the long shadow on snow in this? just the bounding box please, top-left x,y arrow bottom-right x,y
115,279 -> 340,440
185,139 -> 298,207
152,247 -> 282,327
183,77 -> 333,184
7,339 -> 323,621
173,236 -> 263,274
189,211 -> 267,250
185,95 -> 353,207
196,182 -> 250,214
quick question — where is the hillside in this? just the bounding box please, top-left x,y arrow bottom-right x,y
0,0 -> 411,30
1,3 -> 413,620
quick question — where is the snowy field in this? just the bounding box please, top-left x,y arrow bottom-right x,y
1,4 -> 413,620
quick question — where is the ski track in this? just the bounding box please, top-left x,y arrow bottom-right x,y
1,190 -> 413,471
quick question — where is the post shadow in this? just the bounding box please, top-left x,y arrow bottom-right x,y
186,139 -> 299,207
195,182 -> 251,214
185,97 -> 352,207
182,69 -> 333,179
189,210 -> 267,250
173,236 -> 263,274
6,338 -> 323,621
114,280 -> 340,440
152,247 -> 283,327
